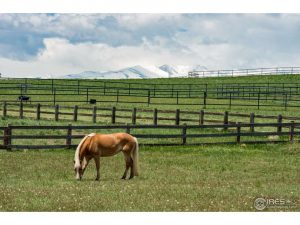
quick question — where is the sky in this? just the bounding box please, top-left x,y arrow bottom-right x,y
1,13 -> 300,77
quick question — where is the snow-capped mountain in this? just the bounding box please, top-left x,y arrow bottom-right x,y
159,64 -> 208,77
63,64 -> 207,79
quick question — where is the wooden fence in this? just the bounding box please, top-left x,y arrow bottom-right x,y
2,102 -> 300,129
0,122 -> 299,150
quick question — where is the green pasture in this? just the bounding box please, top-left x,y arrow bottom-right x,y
0,144 -> 299,211
0,74 -> 300,212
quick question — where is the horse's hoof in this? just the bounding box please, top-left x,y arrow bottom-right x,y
121,177 -> 126,180
95,178 -> 99,181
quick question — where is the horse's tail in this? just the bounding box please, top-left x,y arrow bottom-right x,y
132,137 -> 139,176
74,133 -> 95,169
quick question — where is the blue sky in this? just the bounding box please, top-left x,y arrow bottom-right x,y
1,14 -> 300,77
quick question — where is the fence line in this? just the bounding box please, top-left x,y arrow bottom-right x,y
1,87 -> 300,110
2,102 -> 300,130
0,122 -> 299,150
188,66 -> 300,78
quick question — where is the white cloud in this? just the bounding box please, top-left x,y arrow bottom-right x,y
2,14 -> 300,77
2,35 -> 300,78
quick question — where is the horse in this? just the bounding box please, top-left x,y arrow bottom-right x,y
74,132 -> 139,181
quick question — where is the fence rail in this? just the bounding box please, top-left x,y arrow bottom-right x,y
0,122 -> 299,150
188,66 -> 300,78
2,102 -> 300,127
0,85 -> 300,110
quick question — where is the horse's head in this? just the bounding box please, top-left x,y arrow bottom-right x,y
73,160 -> 83,180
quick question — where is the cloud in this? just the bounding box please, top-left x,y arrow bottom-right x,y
1,14 -> 300,77
0,37 -> 208,77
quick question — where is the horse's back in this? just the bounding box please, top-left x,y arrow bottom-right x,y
89,133 -> 136,156
95,133 -> 135,143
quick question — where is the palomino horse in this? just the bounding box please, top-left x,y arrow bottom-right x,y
74,132 -> 139,181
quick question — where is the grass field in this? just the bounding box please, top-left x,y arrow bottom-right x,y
0,144 -> 299,211
0,74 -> 300,212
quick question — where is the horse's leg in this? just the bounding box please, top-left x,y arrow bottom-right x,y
94,156 -> 100,181
121,152 -> 131,179
129,157 -> 134,179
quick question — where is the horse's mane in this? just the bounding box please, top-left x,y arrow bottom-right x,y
74,133 -> 96,168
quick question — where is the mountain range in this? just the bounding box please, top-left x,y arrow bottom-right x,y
62,64 -> 207,79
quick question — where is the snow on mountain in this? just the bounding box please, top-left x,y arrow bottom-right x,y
63,64 -> 207,79
159,64 -> 208,77
64,71 -> 105,79
159,65 -> 179,76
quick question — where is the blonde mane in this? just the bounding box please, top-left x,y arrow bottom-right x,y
74,133 -> 96,169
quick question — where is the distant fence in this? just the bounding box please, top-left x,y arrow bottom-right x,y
188,66 -> 300,78
2,75 -> 300,109
0,122 -> 299,150
2,75 -> 300,99
1,88 -> 300,110
2,102 -> 300,127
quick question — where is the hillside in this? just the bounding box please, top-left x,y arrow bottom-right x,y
62,64 -> 207,79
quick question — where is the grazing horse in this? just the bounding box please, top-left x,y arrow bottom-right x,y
74,133 -> 139,181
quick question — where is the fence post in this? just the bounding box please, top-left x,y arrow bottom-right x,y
112,106 -> 116,124
53,88 -> 56,105
3,101 -> 7,117
19,101 -> 23,119
223,111 -> 229,131
153,108 -> 158,125
8,124 -> 12,151
250,113 -> 255,132
66,124 -> 72,149
199,110 -> 204,125
73,105 -> 78,122
236,122 -> 241,143
5,124 -> 12,151
229,92 -> 232,109
277,114 -> 282,133
182,123 -> 187,145
55,104 -> 59,121
175,109 -> 180,125
147,90 -> 150,106
37,103 -> 41,120
92,105 -> 97,123
289,121 -> 295,142
3,126 -> 8,150
176,91 -> 179,105
203,91 -> 207,109
132,107 -> 137,124
51,79 -> 54,94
